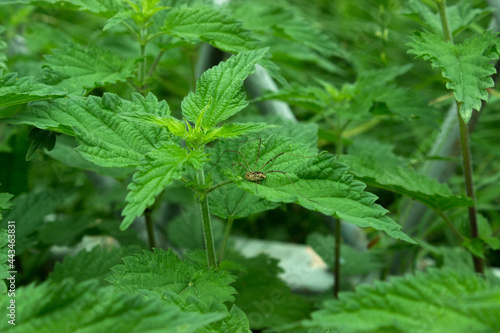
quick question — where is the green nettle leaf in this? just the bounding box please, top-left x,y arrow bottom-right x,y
164,5 -> 259,53
0,279 -> 221,333
407,31 -> 498,122
120,112 -> 188,139
18,93 -> 169,167
45,136 -> 134,178
122,112 -> 274,144
43,43 -> 136,94
223,135 -> 414,243
305,268 -> 500,333
204,122 -> 276,141
121,142 -> 205,230
0,190 -> 63,254
0,189 -> 13,221
228,253 -> 313,330
107,248 -> 237,304
230,0 -> 341,58
0,71 -> 67,110
340,140 -> 472,211
181,49 -> 268,129
159,291 -> 251,333
49,246 -> 140,285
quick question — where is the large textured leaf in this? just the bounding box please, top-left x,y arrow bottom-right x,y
43,43 -> 136,94
340,140 -> 472,211
18,93 -> 169,167
107,248 -> 237,304
0,279 -> 221,333
223,135 -> 413,243
208,138 -> 280,220
181,49 -> 268,129
121,143 -> 205,230
407,31 -> 498,122
164,5 -> 258,53
305,268 -> 500,333
0,71 -> 67,110
45,136 -> 134,178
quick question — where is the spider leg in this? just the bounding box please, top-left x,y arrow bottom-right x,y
206,150 -> 252,172
257,151 -> 328,172
232,162 -> 249,174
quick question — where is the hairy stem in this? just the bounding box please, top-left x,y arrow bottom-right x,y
218,218 -> 234,264
144,207 -> 156,250
436,0 -> 483,274
197,168 -> 217,267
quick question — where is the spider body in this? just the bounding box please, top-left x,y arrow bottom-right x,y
244,171 -> 266,183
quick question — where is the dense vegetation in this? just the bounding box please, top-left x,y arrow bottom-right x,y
0,0 -> 499,332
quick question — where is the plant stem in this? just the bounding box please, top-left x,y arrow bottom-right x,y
197,168 -> 217,267
436,0 -> 484,274
457,108 -> 483,273
144,207 -> 156,250
218,218 -> 234,264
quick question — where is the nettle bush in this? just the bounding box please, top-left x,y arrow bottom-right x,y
1,0 -> 500,332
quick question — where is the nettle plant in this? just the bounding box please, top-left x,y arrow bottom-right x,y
0,0 -> 500,332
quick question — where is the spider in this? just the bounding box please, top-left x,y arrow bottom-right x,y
208,137 -> 326,203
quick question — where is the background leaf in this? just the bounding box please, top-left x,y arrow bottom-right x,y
305,268 -> 500,333
42,43 -> 136,94
407,31 -> 498,122
164,5 -> 259,53
0,71 -> 66,110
